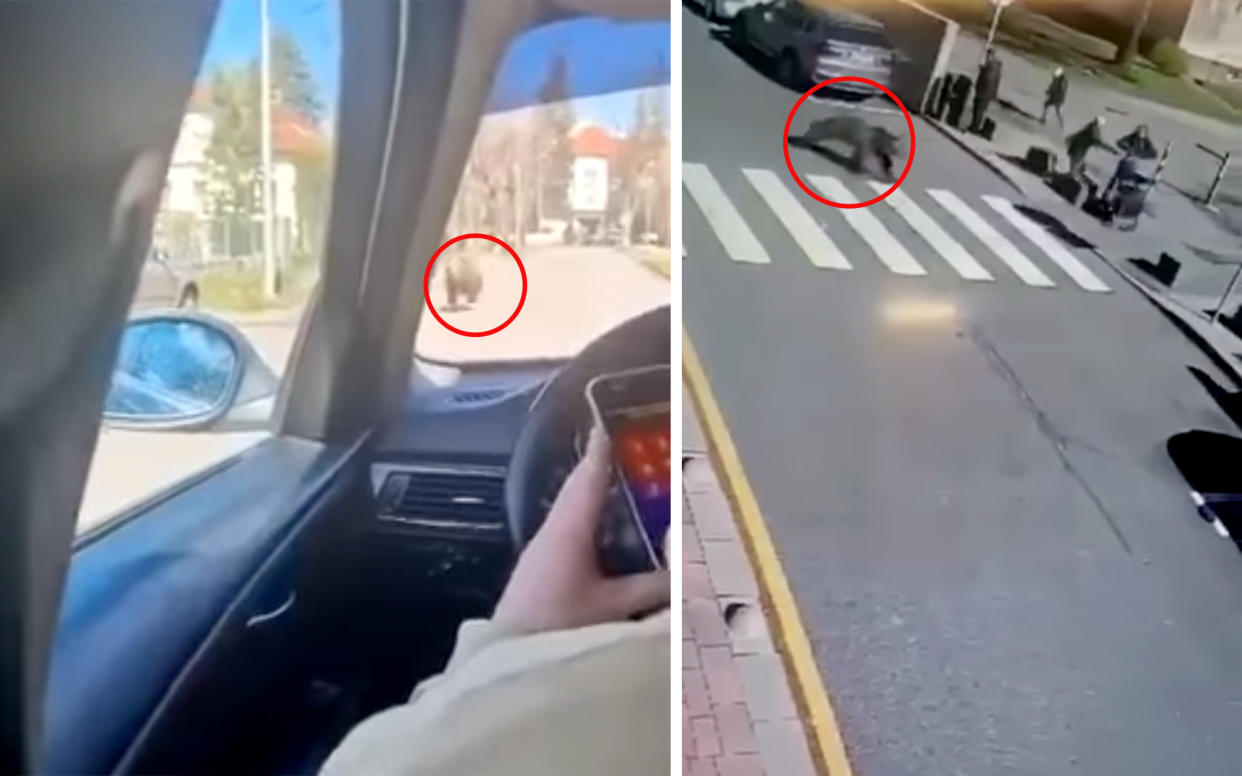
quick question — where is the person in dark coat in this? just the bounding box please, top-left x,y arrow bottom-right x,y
1040,67 -> 1068,127
1066,116 -> 1105,179
1116,124 -> 1157,159
971,48 -> 1002,133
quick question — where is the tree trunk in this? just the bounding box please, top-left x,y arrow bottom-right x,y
1114,0 -> 1154,65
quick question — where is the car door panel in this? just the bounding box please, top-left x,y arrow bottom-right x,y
42,437 -> 366,775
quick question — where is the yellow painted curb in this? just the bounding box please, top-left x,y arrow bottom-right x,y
683,330 -> 854,776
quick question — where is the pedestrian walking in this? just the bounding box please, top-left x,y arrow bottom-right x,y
1066,116 -> 1105,179
971,48 -> 1002,133
1040,67 -> 1067,127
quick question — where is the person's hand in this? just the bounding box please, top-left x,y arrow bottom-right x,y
493,425 -> 670,634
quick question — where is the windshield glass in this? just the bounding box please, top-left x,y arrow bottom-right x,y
414,17 -> 671,364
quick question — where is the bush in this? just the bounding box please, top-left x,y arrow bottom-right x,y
1150,39 -> 1187,77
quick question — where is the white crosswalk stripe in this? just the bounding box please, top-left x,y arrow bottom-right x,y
684,162 -> 1108,296
743,168 -> 851,270
868,183 -> 994,282
981,196 -> 1111,292
682,163 -> 770,264
810,175 -> 927,276
926,189 -> 1056,288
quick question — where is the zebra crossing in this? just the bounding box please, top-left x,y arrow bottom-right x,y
683,162 -> 1112,294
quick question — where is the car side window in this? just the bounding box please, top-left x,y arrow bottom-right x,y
79,0 -> 341,533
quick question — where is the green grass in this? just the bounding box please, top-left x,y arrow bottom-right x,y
199,260 -> 318,312
1096,62 -> 1242,124
631,247 -> 671,278
1203,81 -> 1242,113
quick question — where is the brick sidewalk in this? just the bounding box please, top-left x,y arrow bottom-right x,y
682,389 -> 817,776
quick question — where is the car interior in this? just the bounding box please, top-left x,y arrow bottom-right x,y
0,1 -> 667,774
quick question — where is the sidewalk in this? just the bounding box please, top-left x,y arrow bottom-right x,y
926,113 -> 1242,265
682,387 -> 818,776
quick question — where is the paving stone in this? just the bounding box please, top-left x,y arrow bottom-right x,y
736,654 -> 798,721
753,719 -> 817,776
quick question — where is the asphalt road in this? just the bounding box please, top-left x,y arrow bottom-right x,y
682,7 -> 1242,775
80,245 -> 668,532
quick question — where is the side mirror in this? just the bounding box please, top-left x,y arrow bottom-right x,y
102,313 -> 279,432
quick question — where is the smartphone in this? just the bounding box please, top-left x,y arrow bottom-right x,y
587,365 -> 671,570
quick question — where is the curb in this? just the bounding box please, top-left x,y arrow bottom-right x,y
683,331 -> 854,776
922,118 -> 1026,197
1097,253 -> 1242,388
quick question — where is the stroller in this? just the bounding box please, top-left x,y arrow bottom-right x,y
1085,153 -> 1150,231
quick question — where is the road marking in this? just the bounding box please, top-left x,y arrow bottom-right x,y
981,196 -> 1111,292
926,189 -> 1056,287
743,168 -> 852,270
683,332 -> 855,776
868,183 -> 994,281
809,175 -> 926,276
683,163 -> 771,264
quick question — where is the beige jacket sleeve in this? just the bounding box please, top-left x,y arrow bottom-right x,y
320,611 -> 670,776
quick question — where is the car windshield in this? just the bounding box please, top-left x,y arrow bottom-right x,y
413,18 -> 671,364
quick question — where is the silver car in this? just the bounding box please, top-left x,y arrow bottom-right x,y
134,250 -> 200,310
689,0 -> 761,22
734,1 -> 896,95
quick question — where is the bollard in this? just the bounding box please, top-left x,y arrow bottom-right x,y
1211,261 -> 1242,325
1205,151 -> 1231,208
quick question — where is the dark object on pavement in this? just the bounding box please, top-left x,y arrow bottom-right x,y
1167,429 -> 1242,551
1082,192 -> 1115,223
926,76 -> 946,118
1117,124 -> 1158,160
970,49 -> 1002,132
1133,252 -> 1182,286
1024,146 -> 1056,176
1048,172 -> 1085,204
975,116 -> 996,141
946,73 -> 972,128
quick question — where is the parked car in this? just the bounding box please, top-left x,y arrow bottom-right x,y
134,249 -> 200,309
687,0 -> 761,22
733,0 -> 896,95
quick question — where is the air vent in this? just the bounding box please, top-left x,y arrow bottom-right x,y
376,466 -> 505,533
448,388 -> 506,406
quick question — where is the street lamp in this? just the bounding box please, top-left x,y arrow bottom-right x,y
983,0 -> 1014,61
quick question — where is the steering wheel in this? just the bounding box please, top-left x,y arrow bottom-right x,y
505,304 -> 670,560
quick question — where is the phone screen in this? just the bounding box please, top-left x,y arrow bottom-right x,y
607,403 -> 671,560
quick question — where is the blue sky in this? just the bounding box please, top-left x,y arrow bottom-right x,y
198,1 -> 668,129
201,0 -> 340,102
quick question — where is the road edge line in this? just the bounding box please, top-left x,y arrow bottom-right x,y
682,330 -> 854,776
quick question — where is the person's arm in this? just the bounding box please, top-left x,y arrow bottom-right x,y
321,427 -> 671,775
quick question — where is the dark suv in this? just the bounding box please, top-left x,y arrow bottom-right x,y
734,0 -> 896,95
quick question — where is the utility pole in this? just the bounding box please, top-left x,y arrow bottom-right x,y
1115,0 -> 1154,66
982,0 -> 1012,63
260,0 -> 277,300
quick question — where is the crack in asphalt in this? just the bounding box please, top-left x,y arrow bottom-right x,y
967,325 -> 1134,555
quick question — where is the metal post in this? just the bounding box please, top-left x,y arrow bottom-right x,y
982,0 -> 1011,63
1151,142 -> 1170,188
1205,151 -> 1231,208
1211,261 -> 1242,325
260,0 -> 277,301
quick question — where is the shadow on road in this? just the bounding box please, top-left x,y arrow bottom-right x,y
1012,204 -> 1096,249
788,136 -> 862,173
